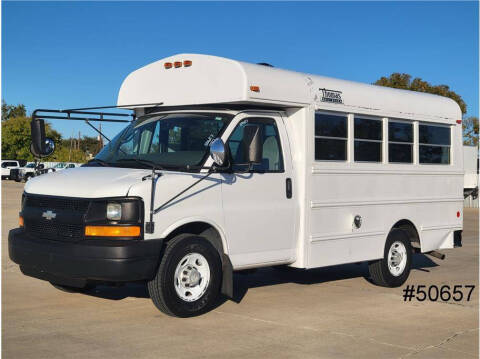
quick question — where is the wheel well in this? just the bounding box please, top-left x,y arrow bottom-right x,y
392,220 -> 420,246
164,222 -> 224,254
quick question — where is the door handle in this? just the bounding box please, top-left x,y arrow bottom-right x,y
286,178 -> 292,199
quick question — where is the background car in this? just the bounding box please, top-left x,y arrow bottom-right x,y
1,160 -> 22,180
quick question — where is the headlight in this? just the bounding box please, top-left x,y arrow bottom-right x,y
85,198 -> 143,225
106,202 -> 122,220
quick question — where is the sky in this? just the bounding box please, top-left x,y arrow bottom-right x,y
2,1 -> 479,139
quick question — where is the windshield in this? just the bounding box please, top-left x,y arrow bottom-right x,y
95,112 -> 232,169
26,163 -> 35,168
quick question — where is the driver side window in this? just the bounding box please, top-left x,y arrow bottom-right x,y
227,118 -> 284,172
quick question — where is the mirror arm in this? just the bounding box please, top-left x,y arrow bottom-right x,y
145,168 -> 162,234
84,120 -> 111,142
153,171 -> 213,215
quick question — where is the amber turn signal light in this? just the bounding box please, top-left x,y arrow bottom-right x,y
19,216 -> 24,227
250,85 -> 260,92
85,225 -> 141,238
164,62 -> 173,69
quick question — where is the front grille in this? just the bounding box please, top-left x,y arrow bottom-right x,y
25,195 -> 89,212
25,219 -> 84,242
23,194 -> 89,242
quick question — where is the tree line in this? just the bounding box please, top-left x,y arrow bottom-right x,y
375,74 -> 478,146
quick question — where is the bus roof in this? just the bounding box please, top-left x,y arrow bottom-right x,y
117,53 -> 461,123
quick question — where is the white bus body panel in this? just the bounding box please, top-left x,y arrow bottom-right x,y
117,54 -> 464,270
118,54 -> 460,123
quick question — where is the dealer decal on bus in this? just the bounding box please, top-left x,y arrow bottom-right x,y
320,88 -> 343,104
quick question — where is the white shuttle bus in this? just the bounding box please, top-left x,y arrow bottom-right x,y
9,54 -> 464,317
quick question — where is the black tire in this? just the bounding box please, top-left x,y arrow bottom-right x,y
147,235 -> 222,317
368,229 -> 412,287
50,282 -> 95,293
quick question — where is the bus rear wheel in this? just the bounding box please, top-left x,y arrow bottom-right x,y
368,229 -> 412,287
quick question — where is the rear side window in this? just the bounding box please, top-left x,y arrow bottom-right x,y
354,117 -> 382,162
419,124 -> 450,164
315,113 -> 348,161
388,121 -> 413,163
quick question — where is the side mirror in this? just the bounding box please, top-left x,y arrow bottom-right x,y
243,124 -> 263,164
30,119 -> 55,158
209,138 -> 227,166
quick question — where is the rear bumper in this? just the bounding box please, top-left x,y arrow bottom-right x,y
8,228 -> 163,287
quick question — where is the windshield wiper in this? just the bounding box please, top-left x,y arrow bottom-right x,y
146,163 -> 209,172
115,158 -> 164,170
86,158 -> 111,167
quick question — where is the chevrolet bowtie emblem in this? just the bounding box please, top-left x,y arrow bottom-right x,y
42,210 -> 56,220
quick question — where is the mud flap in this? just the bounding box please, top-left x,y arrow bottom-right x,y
221,253 -> 233,298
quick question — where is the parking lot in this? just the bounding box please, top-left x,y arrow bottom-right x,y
1,180 -> 478,358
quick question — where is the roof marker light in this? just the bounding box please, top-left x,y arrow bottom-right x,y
174,61 -> 182,68
164,62 -> 172,69
250,86 -> 260,92
456,120 -> 462,124
183,60 -> 192,67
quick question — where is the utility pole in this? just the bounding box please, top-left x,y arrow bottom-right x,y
69,130 -> 74,161
99,123 -> 104,148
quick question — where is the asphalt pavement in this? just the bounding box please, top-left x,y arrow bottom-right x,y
2,181 -> 478,358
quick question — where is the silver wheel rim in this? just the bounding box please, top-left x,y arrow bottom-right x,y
387,241 -> 407,277
174,253 -> 210,302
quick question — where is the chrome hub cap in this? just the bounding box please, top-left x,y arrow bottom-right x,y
174,253 -> 210,302
387,241 -> 407,277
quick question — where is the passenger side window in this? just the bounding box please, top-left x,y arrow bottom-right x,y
354,117 -> 382,162
315,113 -> 347,161
227,118 -> 284,172
419,124 -> 450,164
388,121 -> 413,163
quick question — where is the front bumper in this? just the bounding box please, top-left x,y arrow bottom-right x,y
8,228 -> 163,287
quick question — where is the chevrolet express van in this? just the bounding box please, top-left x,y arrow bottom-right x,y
9,54 -> 463,317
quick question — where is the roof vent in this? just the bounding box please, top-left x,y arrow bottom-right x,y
257,62 -> 274,67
